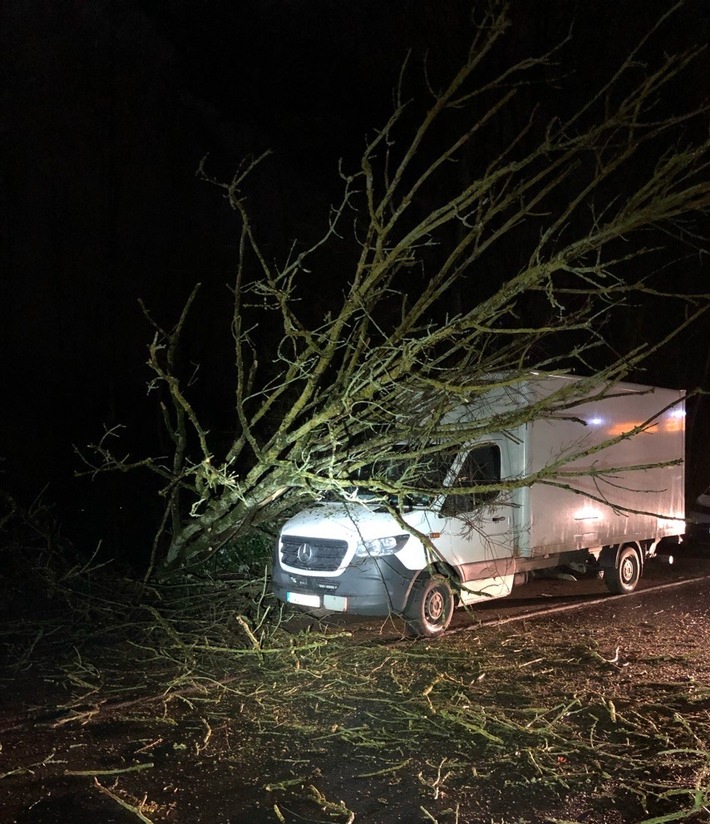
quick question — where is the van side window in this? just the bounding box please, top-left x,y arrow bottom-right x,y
441,444 -> 501,517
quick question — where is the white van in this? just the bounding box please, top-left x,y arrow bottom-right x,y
272,376 -> 685,635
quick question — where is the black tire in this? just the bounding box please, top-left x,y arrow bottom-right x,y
404,575 -> 454,637
604,544 -> 642,594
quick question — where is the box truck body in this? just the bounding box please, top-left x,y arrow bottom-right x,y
271,375 -> 685,635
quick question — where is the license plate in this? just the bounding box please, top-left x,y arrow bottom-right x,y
323,594 -> 348,612
286,591 -> 321,608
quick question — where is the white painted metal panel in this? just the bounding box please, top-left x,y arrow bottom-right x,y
519,376 -> 685,557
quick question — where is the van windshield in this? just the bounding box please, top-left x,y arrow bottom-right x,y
344,446 -> 457,507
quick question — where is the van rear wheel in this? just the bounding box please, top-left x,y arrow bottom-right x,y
404,575 -> 454,637
604,544 -> 642,594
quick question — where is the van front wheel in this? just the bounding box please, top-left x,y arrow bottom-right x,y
404,575 -> 454,637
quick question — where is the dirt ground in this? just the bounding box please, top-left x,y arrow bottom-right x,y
2,548 -> 710,824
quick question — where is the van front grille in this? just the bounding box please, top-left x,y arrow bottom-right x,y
280,535 -> 348,572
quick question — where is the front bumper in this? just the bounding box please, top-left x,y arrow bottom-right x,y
271,552 -> 418,616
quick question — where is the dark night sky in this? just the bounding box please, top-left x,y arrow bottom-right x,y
2,0 -> 709,552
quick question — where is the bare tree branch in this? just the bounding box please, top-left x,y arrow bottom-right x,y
84,3 -> 710,572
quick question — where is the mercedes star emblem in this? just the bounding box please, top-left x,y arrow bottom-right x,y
297,543 -> 313,565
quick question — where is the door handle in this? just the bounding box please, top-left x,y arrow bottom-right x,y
491,516 -> 507,523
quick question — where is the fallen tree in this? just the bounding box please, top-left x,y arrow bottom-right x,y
83,2 -> 710,574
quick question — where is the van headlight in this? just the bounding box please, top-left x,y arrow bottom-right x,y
355,534 -> 409,557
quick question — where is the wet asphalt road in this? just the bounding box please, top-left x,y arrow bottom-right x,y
449,541 -> 710,630
311,541 -> 710,638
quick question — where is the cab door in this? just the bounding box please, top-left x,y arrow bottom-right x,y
433,439 -> 518,590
